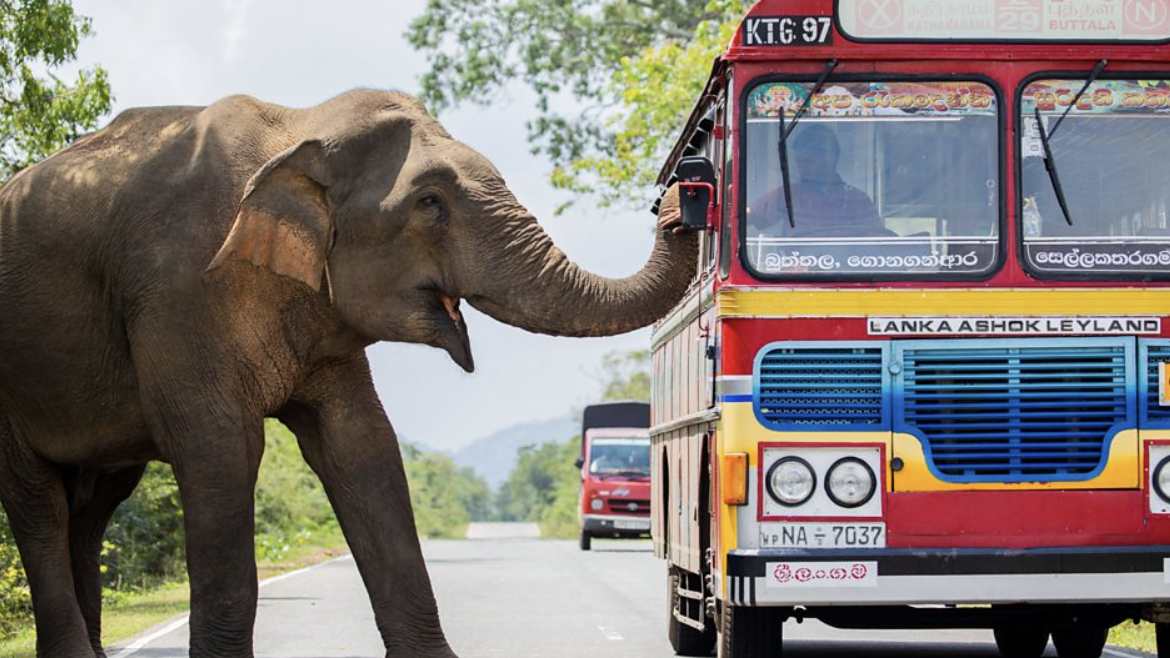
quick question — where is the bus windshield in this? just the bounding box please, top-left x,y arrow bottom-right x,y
588,437 -> 650,477
1020,79 -> 1170,278
742,80 -> 1000,279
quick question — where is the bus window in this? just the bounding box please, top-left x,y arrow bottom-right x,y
703,105 -> 721,272
1020,78 -> 1170,279
741,80 -> 1000,279
720,89 -> 734,279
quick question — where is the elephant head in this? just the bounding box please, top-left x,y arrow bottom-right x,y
207,90 -> 697,371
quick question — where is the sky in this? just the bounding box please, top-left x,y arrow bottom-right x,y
70,0 -> 658,451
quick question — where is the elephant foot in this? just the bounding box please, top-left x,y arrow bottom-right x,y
386,645 -> 459,658
35,645 -> 99,658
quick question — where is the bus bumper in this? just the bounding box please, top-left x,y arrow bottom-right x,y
725,546 -> 1170,606
582,514 -> 650,536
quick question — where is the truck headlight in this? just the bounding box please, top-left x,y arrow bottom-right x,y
1154,457 -> 1170,504
590,497 -> 604,511
766,457 -> 816,507
825,457 -> 877,508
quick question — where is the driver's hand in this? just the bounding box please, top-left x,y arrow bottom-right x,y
657,183 -> 686,234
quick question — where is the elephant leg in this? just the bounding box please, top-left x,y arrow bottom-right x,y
68,465 -> 147,657
167,423 -> 263,658
129,314 -> 268,657
0,417 -> 93,658
278,356 -> 457,658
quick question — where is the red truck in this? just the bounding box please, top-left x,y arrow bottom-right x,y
575,401 -> 651,551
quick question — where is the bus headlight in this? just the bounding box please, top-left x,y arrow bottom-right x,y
766,457 -> 816,507
826,457 -> 877,508
1154,458 -> 1170,504
590,497 -> 604,511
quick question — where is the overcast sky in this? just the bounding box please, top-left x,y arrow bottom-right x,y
71,0 -> 658,451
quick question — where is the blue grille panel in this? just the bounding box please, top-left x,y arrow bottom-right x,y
898,341 -> 1131,482
1145,342 -> 1170,426
755,345 -> 886,429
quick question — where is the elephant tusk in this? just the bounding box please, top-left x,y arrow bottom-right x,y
440,293 -> 463,328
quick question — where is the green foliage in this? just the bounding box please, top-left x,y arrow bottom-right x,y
402,442 -> 492,538
0,512 -> 29,640
253,420 -> 338,559
0,0 -> 112,180
496,436 -> 581,538
407,0 -> 747,209
101,463 -> 185,592
598,348 -> 651,402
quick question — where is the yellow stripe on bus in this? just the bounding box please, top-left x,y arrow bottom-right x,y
718,403 -> 1141,491
892,430 -> 1140,492
716,288 -> 1170,317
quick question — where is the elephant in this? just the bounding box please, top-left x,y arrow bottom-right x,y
0,89 -> 696,658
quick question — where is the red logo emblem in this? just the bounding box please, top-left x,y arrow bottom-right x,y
1124,0 -> 1170,36
856,0 -> 904,34
772,563 -> 873,586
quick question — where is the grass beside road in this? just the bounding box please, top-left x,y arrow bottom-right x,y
0,532 -> 348,658
1111,621 -> 1156,653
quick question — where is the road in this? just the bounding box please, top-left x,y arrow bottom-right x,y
111,524 -> 1153,658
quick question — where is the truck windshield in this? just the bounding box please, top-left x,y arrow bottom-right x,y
588,437 -> 650,477
742,80 -> 1000,279
1020,78 -> 1170,278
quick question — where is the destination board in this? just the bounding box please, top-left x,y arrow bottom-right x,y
838,0 -> 1170,41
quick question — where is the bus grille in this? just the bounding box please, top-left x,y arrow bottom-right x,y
900,343 -> 1129,482
1146,343 -> 1170,426
757,347 -> 884,428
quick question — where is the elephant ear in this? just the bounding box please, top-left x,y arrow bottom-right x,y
206,140 -> 334,292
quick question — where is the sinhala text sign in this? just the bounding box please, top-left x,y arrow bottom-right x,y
837,0 -> 1170,41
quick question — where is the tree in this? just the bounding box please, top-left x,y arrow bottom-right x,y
0,0 -> 110,635
598,348 -> 651,401
496,437 -> 580,531
402,442 -> 492,538
406,0 -> 746,210
0,0 -> 112,180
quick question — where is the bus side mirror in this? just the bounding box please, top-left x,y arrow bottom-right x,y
574,456 -> 585,470
676,155 -> 717,232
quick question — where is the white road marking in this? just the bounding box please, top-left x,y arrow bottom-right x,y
597,625 -> 625,641
258,553 -> 352,589
1104,647 -> 1151,658
109,616 -> 190,658
111,553 -> 353,657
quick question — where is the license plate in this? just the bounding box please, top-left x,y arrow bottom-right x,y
614,519 -> 649,531
759,523 -> 886,549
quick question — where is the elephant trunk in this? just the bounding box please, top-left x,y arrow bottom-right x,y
465,206 -> 699,338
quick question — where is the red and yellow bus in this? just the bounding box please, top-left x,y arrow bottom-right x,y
650,1 -> 1170,657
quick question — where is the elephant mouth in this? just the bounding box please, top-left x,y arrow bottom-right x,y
439,293 -> 463,329
425,287 -> 473,372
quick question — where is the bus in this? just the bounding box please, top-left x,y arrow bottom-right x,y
575,401 -> 652,550
649,1 -> 1170,657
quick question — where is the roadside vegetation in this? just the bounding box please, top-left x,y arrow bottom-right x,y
408,0 -> 750,210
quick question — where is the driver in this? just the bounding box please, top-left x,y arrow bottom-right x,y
747,125 -> 887,237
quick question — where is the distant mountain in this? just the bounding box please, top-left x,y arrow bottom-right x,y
452,414 -> 578,488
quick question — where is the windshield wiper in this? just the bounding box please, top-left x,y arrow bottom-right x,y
1033,59 -> 1107,226
778,59 -> 838,228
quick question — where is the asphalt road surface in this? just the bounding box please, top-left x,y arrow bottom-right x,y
111,523 -> 1153,658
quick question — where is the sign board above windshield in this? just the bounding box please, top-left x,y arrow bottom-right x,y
837,0 -> 1170,42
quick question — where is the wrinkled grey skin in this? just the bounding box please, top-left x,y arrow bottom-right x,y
0,89 -> 696,657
